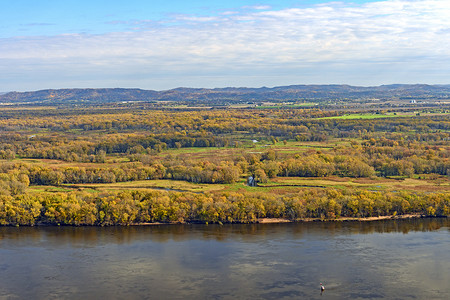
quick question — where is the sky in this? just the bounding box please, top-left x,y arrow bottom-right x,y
1,0 -> 449,92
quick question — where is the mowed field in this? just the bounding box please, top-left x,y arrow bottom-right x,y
319,111 -> 450,120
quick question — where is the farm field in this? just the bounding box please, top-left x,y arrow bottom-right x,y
319,111 -> 450,120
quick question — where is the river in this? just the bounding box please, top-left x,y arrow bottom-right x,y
1,218 -> 449,299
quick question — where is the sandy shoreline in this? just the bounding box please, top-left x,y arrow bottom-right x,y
130,214 -> 442,226
256,214 -> 429,224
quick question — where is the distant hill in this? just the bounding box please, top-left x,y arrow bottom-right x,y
0,88 -> 159,104
1,84 -> 449,105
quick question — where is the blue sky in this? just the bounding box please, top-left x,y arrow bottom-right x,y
1,0 -> 449,91
2,0 -> 381,37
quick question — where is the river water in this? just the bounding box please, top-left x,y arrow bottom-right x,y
1,218 -> 449,300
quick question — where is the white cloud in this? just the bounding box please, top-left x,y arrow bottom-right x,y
243,5 -> 272,10
1,0 -> 449,90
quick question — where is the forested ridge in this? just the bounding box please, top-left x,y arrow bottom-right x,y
2,84 -> 450,105
0,105 -> 448,225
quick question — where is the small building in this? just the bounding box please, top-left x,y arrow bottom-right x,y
247,176 -> 257,187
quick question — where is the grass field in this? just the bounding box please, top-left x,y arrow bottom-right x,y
27,175 -> 449,196
318,113 -> 415,120
256,103 -> 317,109
319,111 -> 450,120
160,140 -> 344,161
51,179 -> 228,193
261,176 -> 449,193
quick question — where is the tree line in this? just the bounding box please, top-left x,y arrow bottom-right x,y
0,188 -> 448,226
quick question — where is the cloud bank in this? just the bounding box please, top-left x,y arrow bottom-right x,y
1,0 -> 449,91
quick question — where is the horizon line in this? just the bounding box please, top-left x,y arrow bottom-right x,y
3,83 -> 450,94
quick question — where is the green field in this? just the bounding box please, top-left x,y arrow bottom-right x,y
319,111 -> 450,120
319,113 -> 415,120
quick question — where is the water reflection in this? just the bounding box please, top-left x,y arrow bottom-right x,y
0,218 -> 449,300
1,218 -> 448,246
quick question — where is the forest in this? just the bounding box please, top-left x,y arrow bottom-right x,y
0,103 -> 448,225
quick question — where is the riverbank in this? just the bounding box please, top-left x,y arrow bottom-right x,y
256,214 -> 430,224
126,214 -> 438,226
1,188 -> 448,226
3,214 -> 448,227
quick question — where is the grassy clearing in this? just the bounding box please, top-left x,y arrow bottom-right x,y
164,147 -> 222,155
28,175 -> 447,196
261,140 -> 341,154
59,179 -> 228,193
322,111 -> 450,120
18,158 -> 130,168
258,177 -> 374,190
319,113 -> 415,120
29,185 -> 77,193
160,141 -> 337,161
256,103 -> 317,109
260,176 -> 450,193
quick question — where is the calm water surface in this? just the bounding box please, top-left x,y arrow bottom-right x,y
1,218 -> 449,300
